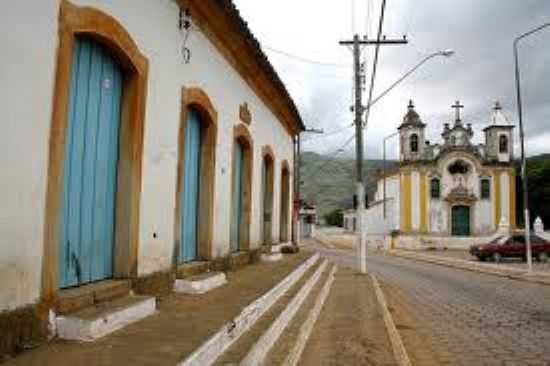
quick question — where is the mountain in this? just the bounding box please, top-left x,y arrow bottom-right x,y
299,151 -> 398,215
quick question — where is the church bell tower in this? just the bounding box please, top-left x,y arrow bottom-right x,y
483,101 -> 515,163
398,100 -> 426,162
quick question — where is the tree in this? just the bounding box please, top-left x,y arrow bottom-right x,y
323,208 -> 344,227
516,155 -> 550,228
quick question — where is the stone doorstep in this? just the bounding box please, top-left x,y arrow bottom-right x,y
56,280 -> 131,315
176,261 -> 211,279
230,251 -> 251,270
56,295 -> 156,342
260,253 -> 283,262
174,272 -> 228,295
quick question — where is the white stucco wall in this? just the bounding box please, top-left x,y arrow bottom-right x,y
365,176 -> 400,237
500,172 -> 510,226
410,171 -> 421,231
0,0 -> 295,310
0,1 -> 60,311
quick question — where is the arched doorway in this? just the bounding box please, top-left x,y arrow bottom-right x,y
43,1 -> 148,297
58,37 -> 123,288
230,125 -> 253,252
179,108 -> 202,262
452,205 -> 470,236
261,146 -> 275,246
279,162 -> 291,242
175,87 -> 217,264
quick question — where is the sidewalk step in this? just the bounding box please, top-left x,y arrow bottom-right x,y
180,252 -> 320,366
264,263 -> 337,366
213,258 -> 328,366
56,295 -> 156,342
174,272 -> 227,295
261,253 -> 283,262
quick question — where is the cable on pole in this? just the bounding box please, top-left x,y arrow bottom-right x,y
263,46 -> 350,68
364,0 -> 388,131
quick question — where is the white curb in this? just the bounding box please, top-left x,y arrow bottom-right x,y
283,264 -> 338,366
371,274 -> 411,366
178,253 -> 320,366
173,272 -> 227,295
56,296 -> 156,342
241,259 -> 329,366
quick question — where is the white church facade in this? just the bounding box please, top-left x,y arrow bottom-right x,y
365,100 -> 517,249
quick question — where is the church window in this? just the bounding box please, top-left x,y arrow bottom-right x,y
448,160 -> 470,175
430,178 -> 441,199
410,134 -> 419,153
499,135 -> 508,153
481,178 -> 491,199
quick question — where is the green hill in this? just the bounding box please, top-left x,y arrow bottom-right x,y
300,151 -> 398,215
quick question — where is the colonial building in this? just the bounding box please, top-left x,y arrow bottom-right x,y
0,0 -> 303,355
365,100 -> 517,247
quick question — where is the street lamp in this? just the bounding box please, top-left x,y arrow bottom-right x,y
513,22 -> 550,274
363,50 -> 455,116
368,50 -> 455,216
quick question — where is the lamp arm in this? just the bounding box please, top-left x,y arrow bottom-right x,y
363,53 -> 442,115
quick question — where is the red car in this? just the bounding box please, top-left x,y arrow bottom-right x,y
469,234 -> 550,263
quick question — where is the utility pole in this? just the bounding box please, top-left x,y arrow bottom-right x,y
339,34 -> 407,274
293,128 -> 323,246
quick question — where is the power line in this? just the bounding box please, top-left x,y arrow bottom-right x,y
301,124 -> 354,142
364,0 -> 388,131
263,45 -> 350,68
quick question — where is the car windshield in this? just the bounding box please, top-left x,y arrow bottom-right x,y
490,236 -> 508,245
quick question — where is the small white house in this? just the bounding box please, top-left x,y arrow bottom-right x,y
0,0 -> 303,355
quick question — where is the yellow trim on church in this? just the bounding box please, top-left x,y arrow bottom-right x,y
401,172 -> 412,232
494,170 -> 501,228
420,172 -> 428,233
509,169 -> 516,229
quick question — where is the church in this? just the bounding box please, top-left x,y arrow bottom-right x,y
364,100 -> 517,248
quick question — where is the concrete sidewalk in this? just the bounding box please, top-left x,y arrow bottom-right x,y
297,267 -> 396,366
390,249 -> 550,286
4,252 -> 314,366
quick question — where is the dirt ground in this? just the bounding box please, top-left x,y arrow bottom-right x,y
299,267 -> 396,366
4,251 -> 313,366
380,281 -> 448,366
314,233 -> 356,251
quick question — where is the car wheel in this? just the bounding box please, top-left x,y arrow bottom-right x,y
539,252 -> 549,263
478,256 -> 486,262
492,252 -> 502,263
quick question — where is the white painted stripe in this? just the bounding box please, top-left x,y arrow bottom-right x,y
241,259 -> 329,366
283,264 -> 338,366
500,173 -> 510,225
371,275 -> 411,366
179,253 -> 320,366
411,171 -> 420,230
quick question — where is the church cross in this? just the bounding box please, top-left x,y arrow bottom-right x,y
452,100 -> 464,123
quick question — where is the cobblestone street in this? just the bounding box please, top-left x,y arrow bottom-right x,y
311,242 -> 550,365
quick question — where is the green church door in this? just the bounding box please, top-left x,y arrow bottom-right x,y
452,205 -> 470,236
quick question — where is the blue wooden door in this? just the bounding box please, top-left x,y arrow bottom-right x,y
180,108 -> 202,263
59,37 -> 122,288
231,142 -> 244,252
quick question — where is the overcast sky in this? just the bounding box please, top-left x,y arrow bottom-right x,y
233,0 -> 550,159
